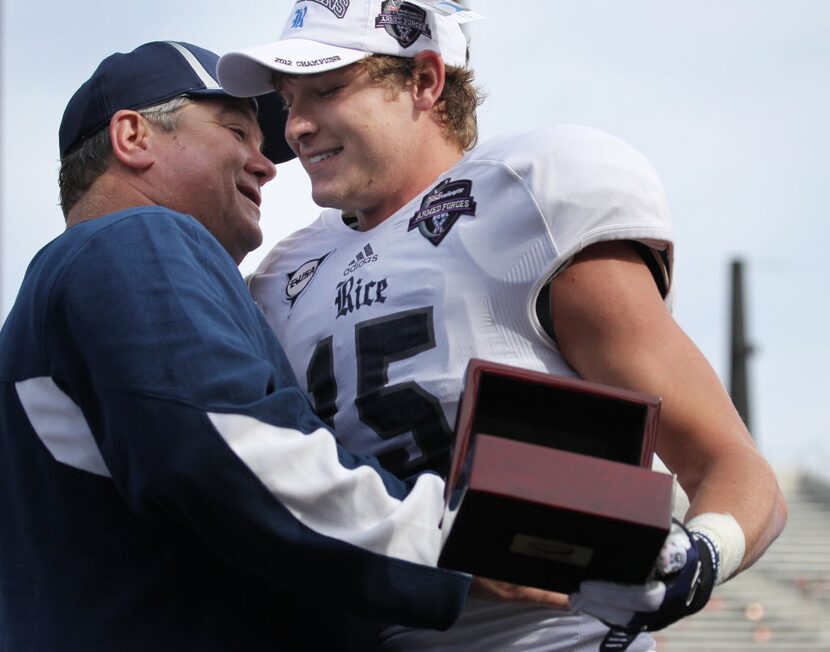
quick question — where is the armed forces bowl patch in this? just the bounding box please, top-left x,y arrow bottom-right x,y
285,252 -> 331,307
408,177 -> 477,246
375,0 -> 432,48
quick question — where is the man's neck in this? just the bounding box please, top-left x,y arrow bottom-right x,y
65,175 -> 155,229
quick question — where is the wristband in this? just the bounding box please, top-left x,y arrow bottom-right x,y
685,512 -> 746,584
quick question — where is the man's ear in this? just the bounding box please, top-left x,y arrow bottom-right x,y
412,50 -> 446,111
108,110 -> 156,170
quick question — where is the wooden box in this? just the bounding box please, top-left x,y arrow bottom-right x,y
438,359 -> 674,592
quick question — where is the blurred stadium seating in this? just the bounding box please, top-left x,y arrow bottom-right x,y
657,469 -> 830,650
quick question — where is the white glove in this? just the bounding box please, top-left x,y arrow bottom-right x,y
570,519 -> 718,633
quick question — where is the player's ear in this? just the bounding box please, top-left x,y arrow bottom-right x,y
109,109 -> 156,170
411,50 -> 446,111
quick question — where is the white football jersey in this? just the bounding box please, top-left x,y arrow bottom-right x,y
250,126 -> 672,650
251,125 -> 672,477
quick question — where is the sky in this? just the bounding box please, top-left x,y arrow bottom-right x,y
1,0 -> 828,475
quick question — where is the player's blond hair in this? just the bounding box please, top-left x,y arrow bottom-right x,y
358,54 -> 484,151
58,97 -> 193,218
274,54 -> 484,151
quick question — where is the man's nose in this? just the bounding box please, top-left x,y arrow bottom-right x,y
248,147 -> 277,185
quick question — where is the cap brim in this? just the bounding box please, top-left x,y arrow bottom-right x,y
187,87 -> 294,164
218,39 -> 369,96
254,92 -> 295,164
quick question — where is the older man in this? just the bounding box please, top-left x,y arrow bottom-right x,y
0,40 -> 471,651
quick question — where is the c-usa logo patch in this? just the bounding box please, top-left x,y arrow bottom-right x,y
285,252 -> 332,307
375,0 -> 432,48
408,178 -> 477,246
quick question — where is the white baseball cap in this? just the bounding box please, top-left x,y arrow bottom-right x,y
217,0 -> 469,97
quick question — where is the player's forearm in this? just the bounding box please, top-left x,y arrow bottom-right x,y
549,241 -> 787,576
680,442 -> 787,576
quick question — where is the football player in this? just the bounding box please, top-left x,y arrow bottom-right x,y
218,1 -> 787,649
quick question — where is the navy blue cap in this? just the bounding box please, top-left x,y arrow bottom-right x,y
59,40 -> 294,163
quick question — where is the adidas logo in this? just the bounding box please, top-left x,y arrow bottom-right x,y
342,244 -> 378,276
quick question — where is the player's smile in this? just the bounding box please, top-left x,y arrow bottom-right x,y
306,147 -> 343,165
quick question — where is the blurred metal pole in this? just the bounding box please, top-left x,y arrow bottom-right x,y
729,258 -> 754,434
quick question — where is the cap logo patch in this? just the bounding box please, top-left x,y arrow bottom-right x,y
291,6 -> 308,28
306,0 -> 350,19
408,177 -> 476,246
375,0 -> 432,48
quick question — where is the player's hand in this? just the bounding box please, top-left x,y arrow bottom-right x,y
569,519 -> 717,632
471,576 -> 571,611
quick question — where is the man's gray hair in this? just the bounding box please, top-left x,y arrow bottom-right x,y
58,96 -> 194,218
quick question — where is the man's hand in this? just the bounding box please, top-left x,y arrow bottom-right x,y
569,519 -> 718,632
471,576 -> 571,611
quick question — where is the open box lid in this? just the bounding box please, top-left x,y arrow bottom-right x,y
445,359 -> 662,504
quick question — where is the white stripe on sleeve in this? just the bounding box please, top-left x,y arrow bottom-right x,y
209,411 -> 447,566
15,376 -> 111,477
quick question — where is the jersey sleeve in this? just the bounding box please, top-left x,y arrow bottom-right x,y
494,126 -> 674,286
33,212 -> 468,629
